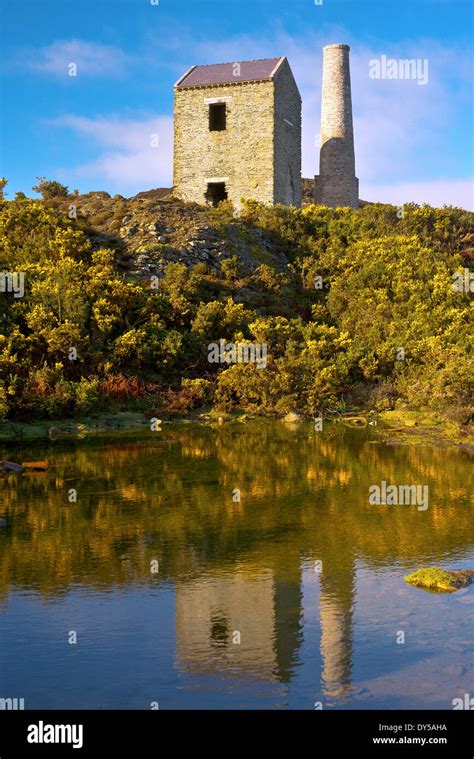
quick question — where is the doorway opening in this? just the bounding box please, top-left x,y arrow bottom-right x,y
205,182 -> 228,207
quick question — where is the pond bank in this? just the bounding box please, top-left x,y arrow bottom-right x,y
0,407 -> 472,449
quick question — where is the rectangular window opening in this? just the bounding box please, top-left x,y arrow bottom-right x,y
209,103 -> 226,131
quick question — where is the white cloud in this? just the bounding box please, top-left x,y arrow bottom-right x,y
51,114 -> 173,191
20,39 -> 129,77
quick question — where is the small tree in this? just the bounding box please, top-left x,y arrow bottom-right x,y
0,177 -> 7,200
32,177 -> 69,199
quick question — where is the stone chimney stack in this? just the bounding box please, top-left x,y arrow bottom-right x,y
314,44 -> 359,208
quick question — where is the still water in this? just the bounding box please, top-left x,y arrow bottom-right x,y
0,420 -> 473,709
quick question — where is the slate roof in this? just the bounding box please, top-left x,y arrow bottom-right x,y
175,57 -> 285,89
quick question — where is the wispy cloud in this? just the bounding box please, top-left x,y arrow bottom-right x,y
18,39 -> 129,77
50,114 -> 173,190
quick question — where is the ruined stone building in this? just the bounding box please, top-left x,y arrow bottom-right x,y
173,46 -> 358,210
173,57 -> 302,210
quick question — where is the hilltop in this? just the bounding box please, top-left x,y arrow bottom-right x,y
34,178 -> 319,281
49,189 -> 290,281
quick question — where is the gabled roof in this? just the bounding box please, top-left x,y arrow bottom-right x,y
175,57 -> 286,89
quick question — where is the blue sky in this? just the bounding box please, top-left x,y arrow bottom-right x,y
1,0 -> 473,208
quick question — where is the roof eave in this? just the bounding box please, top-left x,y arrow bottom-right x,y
176,77 -> 275,91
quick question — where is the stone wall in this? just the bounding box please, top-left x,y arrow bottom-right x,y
314,174 -> 359,208
273,59 -> 302,207
173,80 -> 275,211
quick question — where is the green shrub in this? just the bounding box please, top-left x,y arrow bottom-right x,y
0,195 -> 471,428
0,382 -> 8,419
74,377 -> 101,415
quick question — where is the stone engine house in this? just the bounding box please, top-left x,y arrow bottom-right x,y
173,57 -> 302,210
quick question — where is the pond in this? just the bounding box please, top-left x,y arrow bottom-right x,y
0,420 -> 472,709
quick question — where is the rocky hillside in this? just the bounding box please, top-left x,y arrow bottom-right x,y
44,177 -> 367,282
49,190 -> 291,281
49,187 -> 473,285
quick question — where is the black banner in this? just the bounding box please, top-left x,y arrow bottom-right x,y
0,710 -> 472,757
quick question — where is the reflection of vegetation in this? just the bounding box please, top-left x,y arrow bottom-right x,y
0,422 -> 472,599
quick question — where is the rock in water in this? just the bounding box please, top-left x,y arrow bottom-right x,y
405,567 -> 474,593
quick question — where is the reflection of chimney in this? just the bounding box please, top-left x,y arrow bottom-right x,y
314,44 -> 359,208
319,567 -> 355,698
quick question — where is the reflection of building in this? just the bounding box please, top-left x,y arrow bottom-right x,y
175,552 -> 356,697
175,563 -> 302,682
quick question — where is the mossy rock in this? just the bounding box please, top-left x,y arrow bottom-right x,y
405,567 -> 474,593
282,412 -> 303,423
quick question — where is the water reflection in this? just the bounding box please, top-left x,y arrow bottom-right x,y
176,571 -> 280,679
0,421 -> 472,706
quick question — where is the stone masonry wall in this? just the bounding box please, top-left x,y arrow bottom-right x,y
173,80 -> 275,211
273,60 -> 302,207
